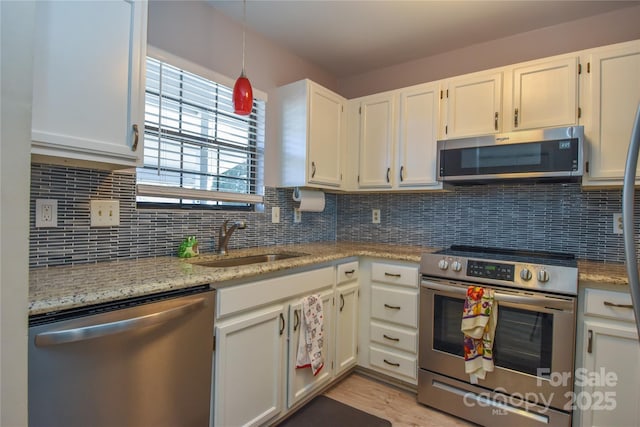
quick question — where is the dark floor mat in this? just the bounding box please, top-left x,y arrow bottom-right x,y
277,395 -> 392,427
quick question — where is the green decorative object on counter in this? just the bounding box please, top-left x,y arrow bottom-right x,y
178,236 -> 199,258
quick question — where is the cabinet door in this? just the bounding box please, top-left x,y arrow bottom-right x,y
444,72 -> 502,138
358,93 -> 395,188
214,305 -> 285,427
581,321 -> 640,427
287,290 -> 334,408
511,57 -> 578,131
583,41 -> 640,185
308,83 -> 344,187
335,282 -> 359,375
397,83 -> 441,187
31,0 -> 146,168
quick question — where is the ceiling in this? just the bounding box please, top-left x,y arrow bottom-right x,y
208,0 -> 639,78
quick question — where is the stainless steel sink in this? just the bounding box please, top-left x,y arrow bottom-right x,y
190,252 -> 308,268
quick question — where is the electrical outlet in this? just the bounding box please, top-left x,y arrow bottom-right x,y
613,213 -> 623,235
90,200 -> 120,227
293,208 -> 302,223
372,209 -> 381,224
35,199 -> 58,228
272,206 -> 280,223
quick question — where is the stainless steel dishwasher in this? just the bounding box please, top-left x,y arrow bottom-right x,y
28,285 -> 215,427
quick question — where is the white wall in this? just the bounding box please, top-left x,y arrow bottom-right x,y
0,1 -> 34,425
147,0 -> 339,191
338,5 -> 640,98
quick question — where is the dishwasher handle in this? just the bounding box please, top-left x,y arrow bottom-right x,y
34,297 -> 206,347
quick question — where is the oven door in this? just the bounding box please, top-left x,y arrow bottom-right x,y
419,279 -> 576,411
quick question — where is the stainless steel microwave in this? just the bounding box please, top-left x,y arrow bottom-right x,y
436,126 -> 584,184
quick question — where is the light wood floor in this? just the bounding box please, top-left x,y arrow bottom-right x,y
324,373 -> 477,427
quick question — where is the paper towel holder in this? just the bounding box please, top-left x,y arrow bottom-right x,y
292,187 -> 325,212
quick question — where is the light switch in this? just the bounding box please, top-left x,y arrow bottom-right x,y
90,200 -> 120,227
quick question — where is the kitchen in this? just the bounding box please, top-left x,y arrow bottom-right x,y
3,1 -> 640,426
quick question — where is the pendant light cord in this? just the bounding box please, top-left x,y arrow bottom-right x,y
242,0 -> 247,76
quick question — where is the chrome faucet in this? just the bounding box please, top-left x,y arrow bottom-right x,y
217,220 -> 247,255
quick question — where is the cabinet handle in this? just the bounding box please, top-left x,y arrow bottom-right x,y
311,161 -> 316,178
384,272 -> 401,278
383,359 -> 400,367
132,124 -> 139,151
587,329 -> 593,354
293,309 -> 300,331
603,301 -> 633,309
494,112 -> 499,131
340,294 -> 345,312
383,334 -> 400,342
344,269 -> 355,276
384,304 -> 401,310
279,313 -> 285,335
514,108 -> 519,128
399,166 -> 404,182
386,167 -> 391,183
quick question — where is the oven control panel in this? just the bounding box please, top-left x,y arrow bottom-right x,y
467,260 -> 514,281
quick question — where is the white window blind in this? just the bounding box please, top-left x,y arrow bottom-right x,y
136,57 -> 265,208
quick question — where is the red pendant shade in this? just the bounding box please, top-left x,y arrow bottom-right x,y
233,73 -> 253,116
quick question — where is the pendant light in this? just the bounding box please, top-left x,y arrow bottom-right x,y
233,0 -> 253,115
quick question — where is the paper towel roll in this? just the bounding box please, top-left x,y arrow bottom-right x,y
293,188 -> 325,212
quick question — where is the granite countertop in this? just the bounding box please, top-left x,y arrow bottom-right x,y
577,259 -> 629,287
29,241 -> 632,317
29,242 -> 436,316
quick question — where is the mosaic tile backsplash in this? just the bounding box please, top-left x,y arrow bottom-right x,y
31,164 -> 633,267
337,182 -> 630,263
30,164 -> 336,267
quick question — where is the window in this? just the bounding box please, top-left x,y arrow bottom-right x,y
136,56 -> 265,209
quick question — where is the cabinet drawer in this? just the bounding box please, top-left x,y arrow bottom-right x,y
337,261 -> 359,285
370,321 -> 417,353
584,288 -> 635,322
369,345 -> 417,381
371,262 -> 418,288
371,285 -> 418,328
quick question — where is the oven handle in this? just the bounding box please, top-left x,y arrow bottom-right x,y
422,281 -> 575,311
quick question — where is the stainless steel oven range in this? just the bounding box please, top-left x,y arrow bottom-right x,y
418,245 -> 578,427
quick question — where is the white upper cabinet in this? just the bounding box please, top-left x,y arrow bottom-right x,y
442,71 -> 503,138
397,82 -> 442,189
274,79 -> 345,189
509,56 -> 579,131
581,40 -> 640,187
31,0 -> 147,169
356,92 -> 396,189
308,83 -> 344,187
350,84 -> 442,191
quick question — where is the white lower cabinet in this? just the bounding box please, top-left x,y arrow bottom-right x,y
213,305 -> 286,427
213,264 -> 358,427
577,288 -> 640,427
286,288 -> 335,408
358,259 -> 419,385
335,261 -> 360,375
